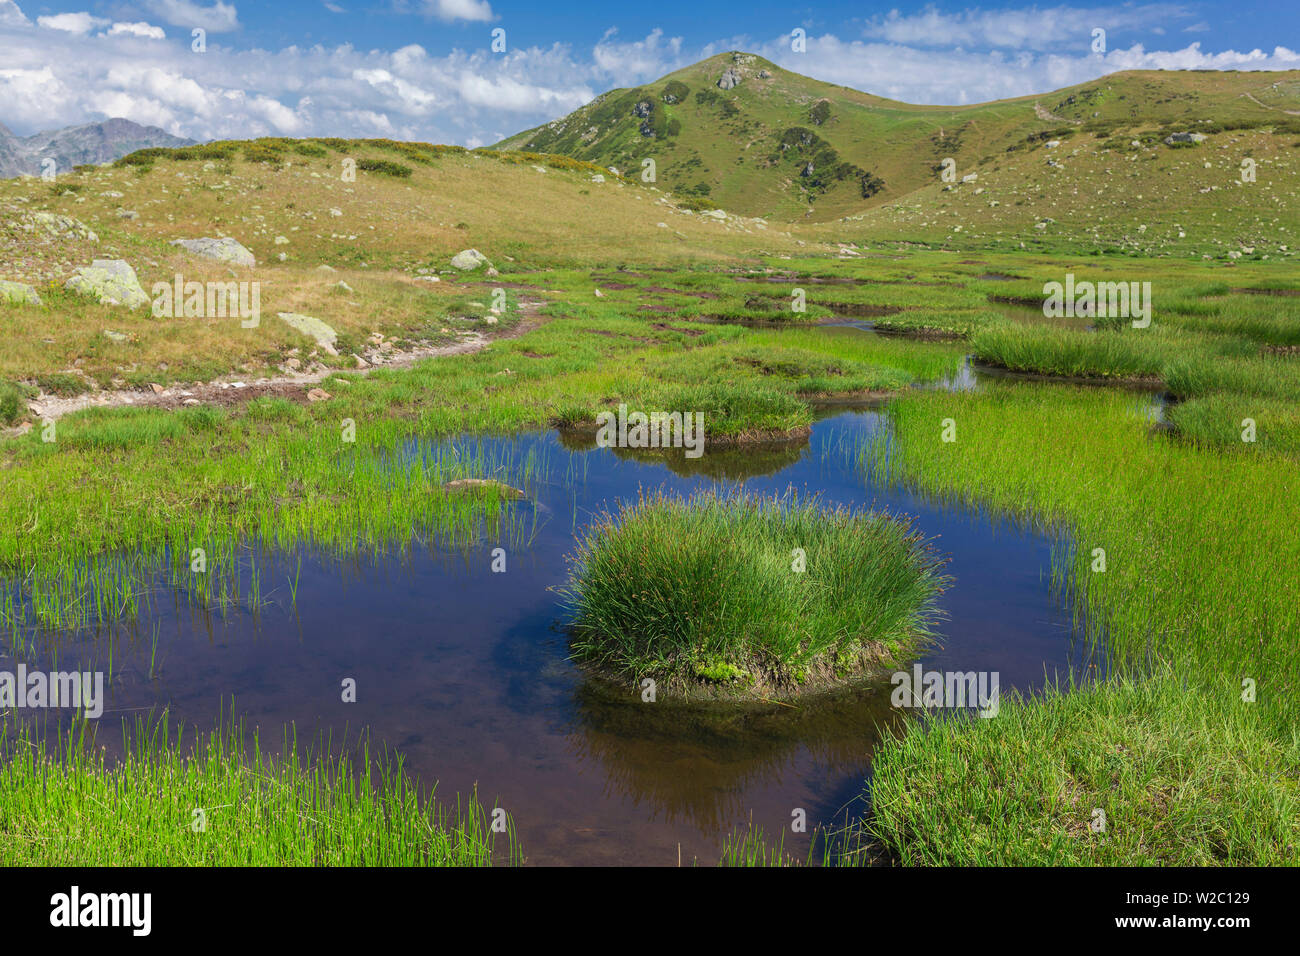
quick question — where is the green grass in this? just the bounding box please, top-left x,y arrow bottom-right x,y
560,490 -> 950,697
1170,393 -> 1300,456
870,672 -> 1299,865
0,715 -> 514,866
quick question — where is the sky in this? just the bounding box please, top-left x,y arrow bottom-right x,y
1,1 -> 1296,145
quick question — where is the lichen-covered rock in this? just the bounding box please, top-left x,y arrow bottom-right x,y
170,237 -> 256,267
1164,132 -> 1206,145
277,312 -> 338,354
450,248 -> 492,271
65,260 -> 149,309
0,280 -> 41,306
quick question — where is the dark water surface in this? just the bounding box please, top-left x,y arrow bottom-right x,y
13,410 -> 1091,865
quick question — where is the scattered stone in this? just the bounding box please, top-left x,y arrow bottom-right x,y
23,211 -> 98,243
307,388 -> 331,402
65,259 -> 149,308
1164,132 -> 1206,145
170,237 -> 256,267
102,329 -> 128,343
117,209 -> 139,220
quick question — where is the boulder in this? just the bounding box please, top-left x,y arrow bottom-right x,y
277,312 -> 338,354
718,67 -> 742,90
450,248 -> 492,271
1164,132 -> 1206,145
170,237 -> 256,267
65,260 -> 149,309
444,478 -> 525,499
0,280 -> 41,306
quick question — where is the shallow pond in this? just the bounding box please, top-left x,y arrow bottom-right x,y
6,405 -> 1105,865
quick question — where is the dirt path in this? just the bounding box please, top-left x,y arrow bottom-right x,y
1243,91 -> 1300,116
5,300 -> 549,434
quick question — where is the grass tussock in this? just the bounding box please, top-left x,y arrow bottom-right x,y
561,490 -> 950,698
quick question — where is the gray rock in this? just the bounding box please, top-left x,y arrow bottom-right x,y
65,260 -> 149,308
1164,132 -> 1206,145
0,279 -> 41,306
277,312 -> 338,354
171,237 -> 256,267
718,67 -> 742,90
450,248 -> 492,271
102,329 -> 128,343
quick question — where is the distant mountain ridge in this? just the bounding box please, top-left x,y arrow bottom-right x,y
496,52 -> 1300,221
0,118 -> 195,178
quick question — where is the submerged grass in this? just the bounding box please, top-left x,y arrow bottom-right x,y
561,489 -> 950,697
0,714 -> 514,866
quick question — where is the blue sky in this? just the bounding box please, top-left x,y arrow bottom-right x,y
1,1 -> 1296,144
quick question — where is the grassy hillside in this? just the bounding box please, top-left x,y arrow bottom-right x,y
496,52 -> 1300,224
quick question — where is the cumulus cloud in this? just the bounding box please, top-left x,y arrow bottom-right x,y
0,0 -> 29,27
108,22 -> 167,40
752,33 -> 1300,105
37,12 -> 109,34
146,0 -> 239,33
592,27 -> 689,82
421,0 -> 493,23
862,4 -> 1192,51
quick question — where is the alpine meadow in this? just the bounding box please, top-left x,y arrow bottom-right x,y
0,0 -> 1297,909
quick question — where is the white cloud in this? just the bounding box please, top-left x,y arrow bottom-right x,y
0,9 -> 1295,150
592,27 -> 688,82
108,22 -> 167,40
37,12 -> 109,35
146,1 -> 239,33
863,4 -> 1191,52
753,34 -> 1300,105
0,0 -> 29,27
422,0 -> 493,23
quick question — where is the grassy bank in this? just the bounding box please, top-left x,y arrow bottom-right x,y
0,716 -> 512,866
870,673 -> 1299,865
859,381 -> 1299,865
561,490 -> 949,698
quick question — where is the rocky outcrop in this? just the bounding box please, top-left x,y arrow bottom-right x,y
718,67 -> 742,90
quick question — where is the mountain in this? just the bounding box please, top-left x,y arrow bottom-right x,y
0,118 -> 195,178
496,52 -> 1300,222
